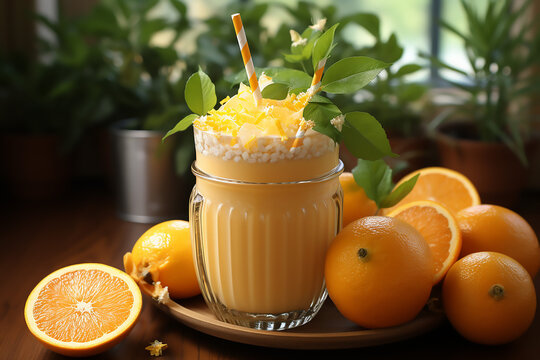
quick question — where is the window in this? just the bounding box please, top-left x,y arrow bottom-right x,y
438,0 -> 491,82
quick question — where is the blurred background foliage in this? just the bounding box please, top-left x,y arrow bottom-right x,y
0,0 -> 538,152
0,0 -> 433,149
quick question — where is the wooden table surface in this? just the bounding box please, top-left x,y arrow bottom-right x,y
2,182 -> 540,360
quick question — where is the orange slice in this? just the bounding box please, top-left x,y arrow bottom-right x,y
385,167 -> 480,215
24,263 -> 142,357
388,200 -> 462,284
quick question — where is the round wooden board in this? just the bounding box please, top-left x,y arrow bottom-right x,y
150,293 -> 445,350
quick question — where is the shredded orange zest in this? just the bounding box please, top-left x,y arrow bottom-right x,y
274,118 -> 287,140
193,76 -> 313,139
244,135 -> 257,149
145,340 -> 168,356
220,96 -> 230,105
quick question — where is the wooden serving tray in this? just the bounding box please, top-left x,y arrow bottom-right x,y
138,281 -> 445,350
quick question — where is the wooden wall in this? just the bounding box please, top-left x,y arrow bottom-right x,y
0,0 -> 36,56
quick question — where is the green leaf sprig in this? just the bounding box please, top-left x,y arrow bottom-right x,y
296,23 -> 395,161
225,21 -> 395,162
352,159 -> 419,212
165,19 -> 398,166
163,67 -> 216,141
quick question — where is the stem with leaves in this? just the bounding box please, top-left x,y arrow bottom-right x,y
352,159 -> 419,213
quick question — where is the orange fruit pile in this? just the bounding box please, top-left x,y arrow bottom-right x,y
24,263 -> 142,357
329,166 -> 539,344
457,204 -> 540,278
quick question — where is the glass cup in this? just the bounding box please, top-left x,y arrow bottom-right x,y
189,128 -> 343,330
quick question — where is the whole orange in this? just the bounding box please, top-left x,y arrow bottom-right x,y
339,172 -> 377,227
457,204 -> 540,278
129,220 -> 201,299
325,216 -> 433,328
443,252 -> 536,345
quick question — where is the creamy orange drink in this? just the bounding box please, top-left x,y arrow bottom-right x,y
166,13 -> 392,330
189,80 -> 343,330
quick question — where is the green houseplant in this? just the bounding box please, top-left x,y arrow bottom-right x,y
426,0 -> 540,205
0,12 -> 113,199
80,0 -> 195,222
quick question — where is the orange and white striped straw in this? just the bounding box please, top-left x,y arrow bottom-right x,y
290,58 -> 327,150
231,13 -> 262,106
310,57 -> 327,92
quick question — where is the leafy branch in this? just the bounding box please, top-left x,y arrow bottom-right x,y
163,67 -> 216,141
165,19 -> 397,163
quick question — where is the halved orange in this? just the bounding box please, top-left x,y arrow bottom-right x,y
388,200 -> 462,284
384,167 -> 480,215
24,263 -> 142,357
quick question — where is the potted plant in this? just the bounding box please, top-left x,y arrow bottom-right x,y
426,0 -> 540,206
0,13 -> 113,200
80,0 -> 195,223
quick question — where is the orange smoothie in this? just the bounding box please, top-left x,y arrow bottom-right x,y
189,80 -> 343,329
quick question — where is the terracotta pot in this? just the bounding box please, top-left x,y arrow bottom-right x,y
0,133 -> 72,200
339,134 -> 434,180
435,128 -> 536,208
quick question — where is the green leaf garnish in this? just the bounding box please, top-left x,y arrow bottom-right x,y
185,67 -> 217,115
352,159 -> 392,209
261,83 -> 289,100
379,174 -> 420,208
283,53 -> 305,63
342,112 -> 396,160
302,30 -> 321,59
352,159 -> 419,210
162,113 -> 198,141
321,56 -> 390,94
312,23 -> 339,71
303,101 -> 342,143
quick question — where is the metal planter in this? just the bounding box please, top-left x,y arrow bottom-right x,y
109,121 -> 188,223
